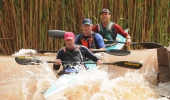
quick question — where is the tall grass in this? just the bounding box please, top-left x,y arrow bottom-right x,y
0,0 -> 169,55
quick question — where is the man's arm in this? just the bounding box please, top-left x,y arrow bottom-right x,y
114,24 -> 132,45
53,49 -> 63,70
81,46 -> 103,65
113,23 -> 130,38
80,46 -> 100,62
74,34 -> 80,44
92,25 -> 98,32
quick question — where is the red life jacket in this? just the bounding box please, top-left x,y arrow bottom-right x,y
80,36 -> 94,49
77,33 -> 99,49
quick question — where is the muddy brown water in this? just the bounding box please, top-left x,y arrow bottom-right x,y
0,49 -> 170,100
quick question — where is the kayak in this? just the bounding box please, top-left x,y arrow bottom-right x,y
106,34 -> 126,50
44,33 -> 127,99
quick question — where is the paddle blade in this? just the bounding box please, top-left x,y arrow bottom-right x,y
15,56 -> 41,65
105,61 -> 142,69
136,42 -> 164,49
48,30 -> 66,38
106,50 -> 130,56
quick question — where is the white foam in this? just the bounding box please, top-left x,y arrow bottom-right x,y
12,49 -> 37,56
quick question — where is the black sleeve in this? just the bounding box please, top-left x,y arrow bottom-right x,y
53,49 -> 64,70
56,48 -> 64,59
80,46 -> 100,62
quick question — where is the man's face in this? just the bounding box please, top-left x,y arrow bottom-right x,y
82,24 -> 93,36
64,38 -> 75,49
100,12 -> 111,22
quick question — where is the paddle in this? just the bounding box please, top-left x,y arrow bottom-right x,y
48,30 -> 66,38
47,30 -> 131,56
36,49 -> 130,56
15,56 -> 142,69
47,30 -> 164,49
104,39 -> 164,49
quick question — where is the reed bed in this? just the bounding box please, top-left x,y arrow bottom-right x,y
0,0 -> 169,55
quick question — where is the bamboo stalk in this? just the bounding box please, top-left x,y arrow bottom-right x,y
0,0 -> 170,55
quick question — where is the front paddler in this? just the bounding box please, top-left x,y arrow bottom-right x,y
53,32 -> 103,75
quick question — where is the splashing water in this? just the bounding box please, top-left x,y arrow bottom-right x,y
12,49 -> 37,57
1,49 -> 170,100
47,69 -> 166,100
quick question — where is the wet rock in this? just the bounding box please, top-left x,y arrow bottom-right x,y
157,47 -> 170,83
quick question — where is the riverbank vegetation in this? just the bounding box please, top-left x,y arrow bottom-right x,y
0,0 -> 169,55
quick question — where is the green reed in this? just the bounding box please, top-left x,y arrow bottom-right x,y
0,0 -> 169,55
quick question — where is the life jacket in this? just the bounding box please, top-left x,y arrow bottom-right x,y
62,45 -> 83,69
58,45 -> 87,75
77,33 -> 100,49
98,22 -> 117,44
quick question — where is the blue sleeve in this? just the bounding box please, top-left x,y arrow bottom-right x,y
95,33 -> 105,48
75,35 -> 80,44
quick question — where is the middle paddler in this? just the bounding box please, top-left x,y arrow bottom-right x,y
75,18 -> 106,52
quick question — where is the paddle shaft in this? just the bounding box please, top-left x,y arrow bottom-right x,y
46,61 -> 98,64
36,50 -> 115,53
48,61 -> 142,69
104,40 -> 164,49
105,40 -> 142,45
36,49 -> 131,56
47,61 -> 115,64
14,56 -> 142,69
37,49 -> 127,53
105,40 -> 151,45
46,61 -> 121,64
47,30 -> 164,49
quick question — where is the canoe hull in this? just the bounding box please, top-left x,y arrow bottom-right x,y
106,34 -> 126,50
44,74 -> 76,99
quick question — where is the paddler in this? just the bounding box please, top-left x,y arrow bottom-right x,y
53,32 -> 103,75
75,18 -> 106,52
92,8 -> 132,46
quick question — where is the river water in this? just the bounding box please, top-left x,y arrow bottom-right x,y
0,48 -> 170,100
